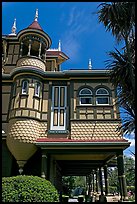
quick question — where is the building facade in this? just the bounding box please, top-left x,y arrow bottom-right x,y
2,10 -> 130,201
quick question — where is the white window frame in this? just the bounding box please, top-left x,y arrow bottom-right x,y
50,86 -> 67,131
22,80 -> 28,94
79,88 -> 93,105
96,88 -> 109,105
34,82 -> 40,97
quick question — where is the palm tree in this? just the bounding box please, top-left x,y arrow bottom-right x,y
96,2 -> 135,134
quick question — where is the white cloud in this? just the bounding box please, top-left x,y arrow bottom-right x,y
61,7 -> 99,63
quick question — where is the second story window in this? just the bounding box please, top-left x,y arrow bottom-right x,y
22,80 -> 28,94
34,82 -> 41,97
96,88 -> 109,105
79,88 -> 93,105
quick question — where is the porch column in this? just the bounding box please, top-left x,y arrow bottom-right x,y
20,42 -> 23,57
95,169 -> 99,193
41,150 -> 47,179
92,170 -> 95,193
99,167 -> 103,195
87,174 -> 92,196
28,39 -> 32,56
104,165 -> 109,195
38,41 -> 42,58
117,151 -> 128,201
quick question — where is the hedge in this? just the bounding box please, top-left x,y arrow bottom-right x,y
2,175 -> 59,202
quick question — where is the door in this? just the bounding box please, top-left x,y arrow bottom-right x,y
50,86 -> 67,131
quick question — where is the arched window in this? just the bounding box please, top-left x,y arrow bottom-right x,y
22,80 -> 28,94
79,88 -> 93,105
96,88 -> 109,105
34,82 -> 41,97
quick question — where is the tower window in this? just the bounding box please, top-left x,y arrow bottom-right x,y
96,88 -> 109,105
22,80 -> 28,94
79,88 -> 93,105
34,82 -> 41,97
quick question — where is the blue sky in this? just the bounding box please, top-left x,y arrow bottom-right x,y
2,2 -> 135,157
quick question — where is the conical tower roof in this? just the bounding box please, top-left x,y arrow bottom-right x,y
27,9 -> 43,31
27,21 -> 43,31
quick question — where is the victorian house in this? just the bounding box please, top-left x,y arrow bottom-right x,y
2,10 -> 130,201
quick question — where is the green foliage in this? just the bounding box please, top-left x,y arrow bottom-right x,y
108,155 -> 135,192
2,175 -> 59,202
62,176 -> 86,196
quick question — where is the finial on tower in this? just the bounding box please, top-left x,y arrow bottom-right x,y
9,18 -> 17,36
58,40 -> 61,51
88,58 -> 92,70
35,9 -> 38,21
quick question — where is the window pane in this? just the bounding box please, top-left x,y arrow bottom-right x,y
96,97 -> 109,104
35,83 -> 40,96
80,88 -> 92,95
81,97 -> 92,104
54,87 -> 59,107
96,88 -> 108,95
22,81 -> 28,94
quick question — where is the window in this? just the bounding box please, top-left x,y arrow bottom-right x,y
22,80 -> 28,94
79,88 -> 92,105
96,88 -> 109,105
34,82 -> 40,97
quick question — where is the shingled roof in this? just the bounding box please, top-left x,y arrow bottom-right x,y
27,21 -> 43,31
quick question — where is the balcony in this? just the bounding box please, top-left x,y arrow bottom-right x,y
16,56 -> 46,71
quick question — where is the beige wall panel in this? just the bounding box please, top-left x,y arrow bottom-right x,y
14,93 -> 20,109
102,83 -> 113,89
20,98 -> 26,108
97,109 -> 103,113
7,55 -> 12,64
2,86 -> 11,93
97,114 -> 104,119
86,83 -> 98,88
14,45 -> 20,54
80,109 -> 86,114
88,115 -> 94,119
36,112 -> 41,119
27,88 -> 34,109
15,110 -> 22,116
87,109 -> 94,113
74,113 -> 76,119
34,99 -> 39,110
43,92 -> 48,100
42,114 -> 47,120
2,115 -> 7,121
8,45 -> 14,54
105,114 -> 111,119
39,99 -> 42,111
44,84 -> 49,91
80,114 -> 86,119
104,109 -> 111,113
30,111 -> 35,117
12,55 -> 18,64
42,100 -> 48,112
2,94 -> 10,113
74,83 -> 85,90
22,109 -> 29,116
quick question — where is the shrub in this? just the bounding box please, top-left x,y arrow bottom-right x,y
2,175 -> 59,202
